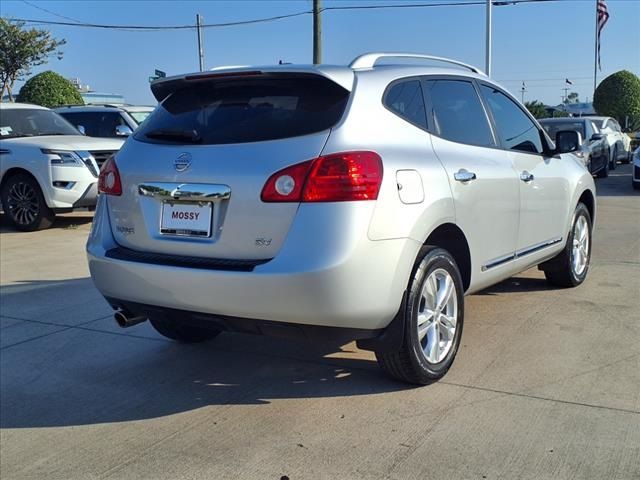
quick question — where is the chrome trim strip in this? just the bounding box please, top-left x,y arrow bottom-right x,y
0,149 -> 11,155
482,253 -> 515,272
516,237 -> 563,259
138,183 -> 231,201
482,237 -> 563,272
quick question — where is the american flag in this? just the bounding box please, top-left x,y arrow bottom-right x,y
596,0 -> 610,70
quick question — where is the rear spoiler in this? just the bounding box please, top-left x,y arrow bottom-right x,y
150,66 -> 354,102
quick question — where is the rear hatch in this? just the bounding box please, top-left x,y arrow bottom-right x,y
106,71 -> 351,260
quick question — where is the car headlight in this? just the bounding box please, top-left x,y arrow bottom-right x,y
42,149 -> 84,167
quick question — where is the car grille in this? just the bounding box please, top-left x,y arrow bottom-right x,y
89,150 -> 117,171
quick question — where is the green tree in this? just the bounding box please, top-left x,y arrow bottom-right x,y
525,100 -> 548,119
17,71 -> 83,108
593,70 -> 640,130
0,18 -> 65,102
564,92 -> 579,104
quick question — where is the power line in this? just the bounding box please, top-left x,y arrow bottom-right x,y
20,0 -> 83,24
7,0 -> 566,32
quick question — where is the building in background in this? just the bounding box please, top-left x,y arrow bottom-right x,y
68,78 -> 126,105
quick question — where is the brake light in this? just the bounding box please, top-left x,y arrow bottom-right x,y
261,151 -> 383,203
98,156 -> 122,196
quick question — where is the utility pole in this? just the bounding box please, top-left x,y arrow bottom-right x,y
313,0 -> 322,64
485,0 -> 492,76
520,82 -> 526,103
562,87 -> 570,104
196,14 -> 205,72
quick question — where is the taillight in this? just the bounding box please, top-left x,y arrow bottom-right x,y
98,156 -> 122,196
261,151 -> 383,203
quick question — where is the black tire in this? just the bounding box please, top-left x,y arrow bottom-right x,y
149,316 -> 221,343
542,203 -> 592,288
376,246 -> 464,385
0,173 -> 55,231
633,180 -> 640,190
596,156 -> 609,178
610,147 -> 617,170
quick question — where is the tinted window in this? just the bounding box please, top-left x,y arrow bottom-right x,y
384,80 -> 427,129
59,111 -> 126,138
424,80 -> 494,147
481,85 -> 543,154
136,74 -> 349,145
540,120 -> 585,140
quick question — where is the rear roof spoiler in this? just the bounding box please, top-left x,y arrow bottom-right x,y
150,66 -> 354,102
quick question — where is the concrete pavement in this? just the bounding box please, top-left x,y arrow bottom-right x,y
1,164 -> 638,480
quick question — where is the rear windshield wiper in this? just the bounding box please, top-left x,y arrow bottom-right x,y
144,128 -> 201,143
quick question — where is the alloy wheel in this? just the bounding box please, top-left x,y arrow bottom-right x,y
417,268 -> 458,364
7,181 -> 39,226
572,215 -> 589,276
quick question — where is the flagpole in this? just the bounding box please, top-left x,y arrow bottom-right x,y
593,0 -> 598,95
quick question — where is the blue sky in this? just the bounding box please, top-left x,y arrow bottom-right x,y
2,0 -> 639,106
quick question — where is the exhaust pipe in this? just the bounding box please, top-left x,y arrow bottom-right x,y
114,309 -> 147,328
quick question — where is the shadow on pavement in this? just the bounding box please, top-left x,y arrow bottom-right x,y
593,164 -> 639,197
0,278 -> 410,429
478,275 -> 553,295
0,211 -> 94,233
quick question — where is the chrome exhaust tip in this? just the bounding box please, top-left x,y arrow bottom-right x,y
114,310 -> 147,328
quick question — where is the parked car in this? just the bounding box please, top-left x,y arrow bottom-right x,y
539,118 -> 609,177
0,102 -> 123,231
54,104 -> 154,139
587,116 -> 631,168
87,53 -> 596,384
632,146 -> 640,190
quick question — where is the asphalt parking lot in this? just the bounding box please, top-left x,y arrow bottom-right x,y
1,164 -> 638,480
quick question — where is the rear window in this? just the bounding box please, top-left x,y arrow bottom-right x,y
136,74 -> 349,145
540,121 -> 586,140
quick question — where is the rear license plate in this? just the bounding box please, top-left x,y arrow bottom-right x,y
160,202 -> 212,237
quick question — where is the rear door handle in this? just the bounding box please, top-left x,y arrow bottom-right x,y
520,171 -> 534,183
454,169 -> 477,183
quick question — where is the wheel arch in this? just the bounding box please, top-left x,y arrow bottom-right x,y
577,188 -> 596,225
423,223 -> 472,292
0,167 -> 41,191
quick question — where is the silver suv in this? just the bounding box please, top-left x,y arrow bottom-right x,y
87,53 -> 596,384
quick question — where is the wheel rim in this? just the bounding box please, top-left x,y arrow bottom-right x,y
6,181 -> 39,226
572,215 -> 589,277
417,268 -> 458,364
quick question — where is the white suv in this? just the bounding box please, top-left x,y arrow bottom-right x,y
88,54 -> 596,384
0,103 -> 124,231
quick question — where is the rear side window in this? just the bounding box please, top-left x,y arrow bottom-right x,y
136,74 -> 349,145
384,80 -> 427,129
424,80 -> 494,147
480,85 -> 543,154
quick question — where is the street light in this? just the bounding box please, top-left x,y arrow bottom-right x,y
486,1 -> 517,77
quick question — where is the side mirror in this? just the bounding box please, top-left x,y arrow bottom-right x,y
556,130 -> 582,154
115,125 -> 133,137
591,133 -> 604,141
76,125 -> 86,135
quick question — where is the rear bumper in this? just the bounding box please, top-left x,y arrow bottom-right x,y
87,196 -> 420,331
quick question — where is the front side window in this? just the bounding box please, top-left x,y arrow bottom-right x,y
384,79 -> 427,129
424,79 -> 494,147
480,85 -> 543,154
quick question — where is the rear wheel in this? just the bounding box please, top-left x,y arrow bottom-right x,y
0,173 -> 55,231
376,246 -> 464,384
149,316 -> 221,343
542,203 -> 592,288
596,157 -> 609,178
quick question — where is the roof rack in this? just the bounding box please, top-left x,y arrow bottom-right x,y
349,53 -> 485,75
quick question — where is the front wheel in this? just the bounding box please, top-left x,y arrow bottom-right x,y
150,316 -> 221,343
376,246 -> 464,384
610,147 -> 617,171
0,174 -> 55,231
542,203 -> 592,288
